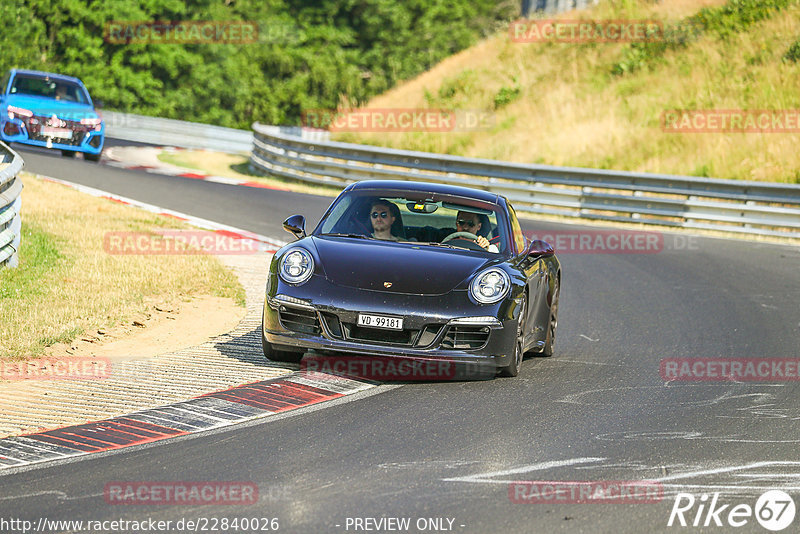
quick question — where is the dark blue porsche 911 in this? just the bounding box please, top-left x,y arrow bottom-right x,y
262,180 -> 560,378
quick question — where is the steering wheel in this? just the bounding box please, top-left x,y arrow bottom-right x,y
441,231 -> 486,251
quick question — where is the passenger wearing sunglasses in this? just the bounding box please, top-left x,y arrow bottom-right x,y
455,211 -> 498,252
369,201 -> 400,241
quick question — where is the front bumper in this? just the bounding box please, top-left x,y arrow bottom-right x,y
1,116 -> 104,154
262,274 -> 521,378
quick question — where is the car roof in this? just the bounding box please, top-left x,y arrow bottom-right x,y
348,180 -> 501,205
10,69 -> 85,86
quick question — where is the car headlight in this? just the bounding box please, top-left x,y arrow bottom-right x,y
7,105 -> 33,120
469,268 -> 510,304
80,117 -> 103,130
279,248 -> 314,285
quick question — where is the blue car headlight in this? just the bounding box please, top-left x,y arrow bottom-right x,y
279,248 -> 314,285
7,105 -> 33,120
469,268 -> 510,304
80,117 -> 103,131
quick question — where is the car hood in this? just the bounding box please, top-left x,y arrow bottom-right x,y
309,236 -> 495,295
4,94 -> 98,120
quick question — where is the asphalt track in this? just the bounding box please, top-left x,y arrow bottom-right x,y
3,143 -> 800,533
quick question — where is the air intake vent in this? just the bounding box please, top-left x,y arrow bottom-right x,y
441,326 -> 490,350
278,306 -> 320,335
320,312 -> 343,339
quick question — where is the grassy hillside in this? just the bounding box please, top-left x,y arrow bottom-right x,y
334,0 -> 800,183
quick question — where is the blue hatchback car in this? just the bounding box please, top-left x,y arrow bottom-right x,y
0,69 -> 104,161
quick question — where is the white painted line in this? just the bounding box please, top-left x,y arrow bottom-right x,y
206,176 -> 246,185
442,457 -> 606,484
168,405 -> 235,424
654,461 -> 800,483
661,484 -> 800,490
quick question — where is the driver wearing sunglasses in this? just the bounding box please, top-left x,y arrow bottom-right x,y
455,211 -> 498,252
369,201 -> 399,241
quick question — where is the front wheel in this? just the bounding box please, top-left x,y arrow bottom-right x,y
499,298 -> 526,377
541,279 -> 559,357
84,151 -> 101,162
61,150 -> 76,158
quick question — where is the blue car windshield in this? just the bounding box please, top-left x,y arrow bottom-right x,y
10,75 -> 90,105
316,191 -> 506,254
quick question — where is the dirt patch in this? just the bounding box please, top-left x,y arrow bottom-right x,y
42,295 -> 245,362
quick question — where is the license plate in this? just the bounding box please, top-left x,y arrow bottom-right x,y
41,127 -> 72,139
357,313 -> 403,330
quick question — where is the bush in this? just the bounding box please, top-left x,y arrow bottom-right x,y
785,38 -> 800,62
612,0 -> 796,76
493,84 -> 521,109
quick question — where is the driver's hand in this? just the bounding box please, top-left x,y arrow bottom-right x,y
476,236 -> 490,250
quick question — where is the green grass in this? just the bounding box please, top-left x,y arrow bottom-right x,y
337,0 -> 800,183
0,222 -> 65,300
157,152 -> 206,172
0,174 -> 246,360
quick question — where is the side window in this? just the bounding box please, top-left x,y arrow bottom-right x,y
508,204 -> 526,255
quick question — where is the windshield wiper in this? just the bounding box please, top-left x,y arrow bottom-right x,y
320,233 -> 376,240
419,241 -> 460,249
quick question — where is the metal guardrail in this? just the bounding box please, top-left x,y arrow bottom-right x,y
0,142 -> 23,268
250,122 -> 800,239
102,112 -> 329,154
522,0 -> 599,16
102,111 -> 254,153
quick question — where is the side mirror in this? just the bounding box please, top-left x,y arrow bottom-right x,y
93,99 -> 104,109
527,239 -> 554,259
283,214 -> 306,239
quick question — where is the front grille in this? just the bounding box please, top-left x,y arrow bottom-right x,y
22,115 -> 93,147
441,326 -> 490,350
278,306 -> 320,335
342,323 -> 417,346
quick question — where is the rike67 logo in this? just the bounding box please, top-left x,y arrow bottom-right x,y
668,490 -> 796,531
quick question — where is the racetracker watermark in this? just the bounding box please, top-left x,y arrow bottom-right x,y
1,357 -> 110,380
661,109 -> 800,133
301,355 -> 496,381
509,480 -> 663,503
661,358 -> 800,382
302,108 -> 495,132
510,19 -> 663,43
105,21 -> 258,44
103,230 -> 265,255
104,482 -> 258,505
523,230 -> 698,254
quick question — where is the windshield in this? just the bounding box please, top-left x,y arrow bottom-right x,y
9,74 -> 90,105
316,190 -> 506,254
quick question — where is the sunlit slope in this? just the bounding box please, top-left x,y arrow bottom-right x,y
334,0 -> 800,183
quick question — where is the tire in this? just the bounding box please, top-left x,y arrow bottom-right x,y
84,152 -> 101,162
61,150 -> 76,158
499,298 -> 526,377
261,337 -> 304,363
541,278 -> 559,357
